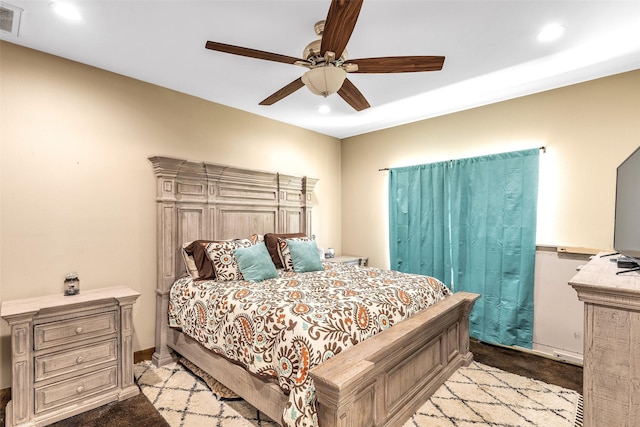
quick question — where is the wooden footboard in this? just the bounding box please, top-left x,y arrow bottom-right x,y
310,291 -> 479,427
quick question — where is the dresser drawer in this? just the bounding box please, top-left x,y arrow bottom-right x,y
34,365 -> 118,414
34,338 -> 117,382
34,311 -> 117,350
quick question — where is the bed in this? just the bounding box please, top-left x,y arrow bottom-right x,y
149,155 -> 479,426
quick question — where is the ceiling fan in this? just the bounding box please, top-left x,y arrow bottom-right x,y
205,0 -> 445,111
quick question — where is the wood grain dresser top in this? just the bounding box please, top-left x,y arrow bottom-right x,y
1,286 -> 140,318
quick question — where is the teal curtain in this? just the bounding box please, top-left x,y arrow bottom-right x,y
389,148 -> 539,348
389,162 -> 449,282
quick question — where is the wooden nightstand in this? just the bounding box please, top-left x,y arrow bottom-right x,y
323,255 -> 369,266
1,286 -> 140,427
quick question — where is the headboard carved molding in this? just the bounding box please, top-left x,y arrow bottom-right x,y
149,155 -> 317,285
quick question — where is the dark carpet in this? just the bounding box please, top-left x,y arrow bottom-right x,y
0,340 -> 582,426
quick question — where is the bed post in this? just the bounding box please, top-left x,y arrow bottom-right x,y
149,156 -> 212,366
149,156 -> 182,366
459,292 -> 476,365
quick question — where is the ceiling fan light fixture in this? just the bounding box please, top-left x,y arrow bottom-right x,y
302,66 -> 346,97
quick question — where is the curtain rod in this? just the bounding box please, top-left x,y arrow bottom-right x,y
378,146 -> 546,171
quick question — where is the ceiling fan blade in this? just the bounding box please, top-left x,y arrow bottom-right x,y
337,78 -> 370,111
321,0 -> 364,57
205,41 -> 303,65
345,56 -> 445,73
259,78 -> 305,106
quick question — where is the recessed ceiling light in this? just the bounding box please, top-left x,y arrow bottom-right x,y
50,2 -> 81,21
538,23 -> 565,42
317,105 -> 331,114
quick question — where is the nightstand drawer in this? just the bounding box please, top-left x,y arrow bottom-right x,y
34,311 -> 117,350
35,338 -> 117,382
34,365 -> 118,414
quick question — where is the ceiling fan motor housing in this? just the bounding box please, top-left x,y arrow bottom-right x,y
303,40 -> 347,65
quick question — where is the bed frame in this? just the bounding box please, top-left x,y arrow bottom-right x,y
149,155 -> 479,426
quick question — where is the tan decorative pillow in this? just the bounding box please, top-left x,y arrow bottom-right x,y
181,242 -> 200,279
205,238 -> 254,281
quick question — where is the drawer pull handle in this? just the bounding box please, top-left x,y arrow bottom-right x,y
76,386 -> 84,394
75,327 -> 83,334
76,356 -> 84,364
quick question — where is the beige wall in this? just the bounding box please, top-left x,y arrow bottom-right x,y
0,42 -> 342,389
341,70 -> 640,268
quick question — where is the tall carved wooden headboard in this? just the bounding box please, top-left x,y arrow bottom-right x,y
148,155 -> 317,365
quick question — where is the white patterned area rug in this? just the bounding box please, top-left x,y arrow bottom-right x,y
134,361 -> 277,427
403,362 -> 583,427
134,360 -> 583,427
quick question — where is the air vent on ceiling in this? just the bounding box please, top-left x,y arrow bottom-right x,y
0,2 -> 23,37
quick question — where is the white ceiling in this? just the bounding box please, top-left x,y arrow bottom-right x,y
2,0 -> 640,139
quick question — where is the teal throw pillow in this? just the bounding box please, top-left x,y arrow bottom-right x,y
233,242 -> 278,282
286,239 -> 324,273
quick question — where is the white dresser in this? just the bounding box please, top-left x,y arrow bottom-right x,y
568,254 -> 640,427
1,286 -> 140,427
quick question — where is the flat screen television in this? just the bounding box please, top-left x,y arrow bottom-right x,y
613,146 -> 640,263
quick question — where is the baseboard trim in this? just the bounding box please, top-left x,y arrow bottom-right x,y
472,338 -> 584,366
134,347 -> 155,364
532,343 -> 584,366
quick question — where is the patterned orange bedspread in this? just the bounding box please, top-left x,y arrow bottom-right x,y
168,262 -> 451,426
